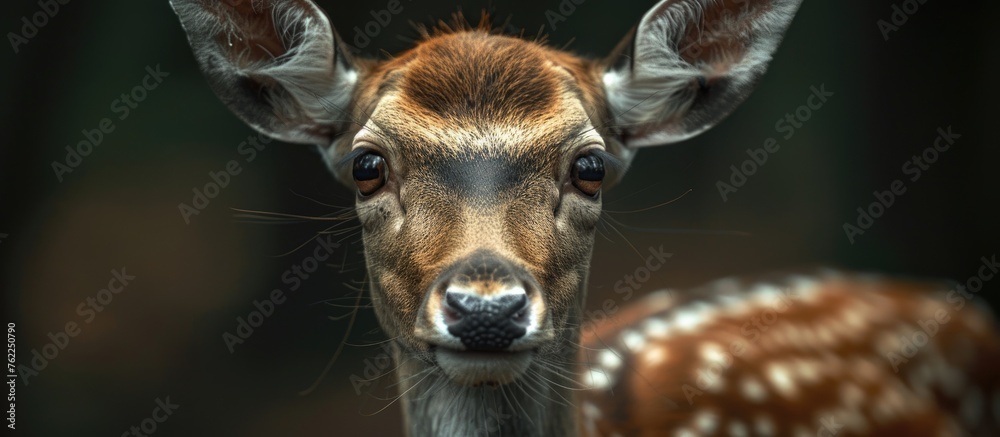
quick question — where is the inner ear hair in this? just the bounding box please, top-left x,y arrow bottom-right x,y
603,0 -> 804,148
171,0 -> 360,145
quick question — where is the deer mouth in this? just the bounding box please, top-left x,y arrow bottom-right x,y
433,347 -> 534,386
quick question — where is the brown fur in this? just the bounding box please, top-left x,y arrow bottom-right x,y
179,2 -> 970,436
331,26 -> 612,180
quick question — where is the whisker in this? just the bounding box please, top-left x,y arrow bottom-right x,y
504,380 -> 536,426
231,206 -> 356,222
288,188 -> 354,208
298,273 -> 369,396
603,189 -> 692,214
597,212 -> 646,261
361,368 -> 436,417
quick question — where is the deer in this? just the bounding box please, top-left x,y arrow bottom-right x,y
170,0 -> 1000,435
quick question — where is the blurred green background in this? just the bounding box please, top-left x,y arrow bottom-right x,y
1,0 -> 998,435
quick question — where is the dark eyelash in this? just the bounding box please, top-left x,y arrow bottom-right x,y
334,147 -> 371,173
588,148 -> 625,180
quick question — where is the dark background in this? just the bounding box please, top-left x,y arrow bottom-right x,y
1,0 -> 998,435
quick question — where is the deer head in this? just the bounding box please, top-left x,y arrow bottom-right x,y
171,0 -> 803,435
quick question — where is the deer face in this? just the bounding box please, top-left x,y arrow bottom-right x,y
172,0 -> 801,398
335,32 -> 619,385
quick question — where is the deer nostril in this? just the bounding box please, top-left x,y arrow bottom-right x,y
512,306 -> 529,325
443,292 -> 530,352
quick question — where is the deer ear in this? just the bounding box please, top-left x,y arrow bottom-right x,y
170,0 -> 358,145
603,0 -> 803,148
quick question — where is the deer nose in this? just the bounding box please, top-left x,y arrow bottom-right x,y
427,250 -> 541,352
443,291 -> 530,351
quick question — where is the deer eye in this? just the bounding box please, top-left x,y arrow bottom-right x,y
353,152 -> 387,196
572,155 -> 605,196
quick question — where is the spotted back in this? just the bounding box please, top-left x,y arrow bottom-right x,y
580,273 -> 1000,437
